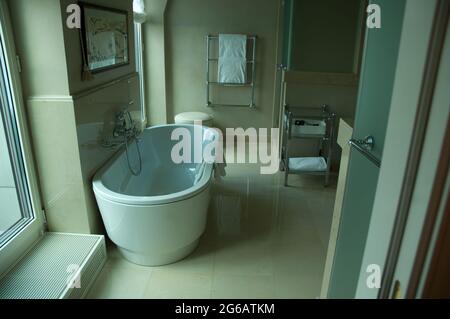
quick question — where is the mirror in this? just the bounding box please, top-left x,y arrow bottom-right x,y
80,3 -> 130,73
284,0 -> 365,75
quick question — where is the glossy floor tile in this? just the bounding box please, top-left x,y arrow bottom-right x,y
87,148 -> 336,299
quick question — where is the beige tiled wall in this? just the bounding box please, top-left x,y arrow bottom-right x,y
10,0 -> 138,234
74,75 -> 141,233
26,74 -> 141,235
27,97 -> 92,233
59,0 -> 136,95
164,0 -> 280,130
143,0 -> 169,126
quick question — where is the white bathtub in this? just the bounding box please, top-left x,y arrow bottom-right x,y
93,124 -> 218,266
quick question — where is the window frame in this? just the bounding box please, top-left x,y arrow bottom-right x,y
0,0 -> 45,277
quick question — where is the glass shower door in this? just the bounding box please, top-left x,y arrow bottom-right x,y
327,0 -> 407,298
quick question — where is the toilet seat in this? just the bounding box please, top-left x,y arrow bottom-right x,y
175,112 -> 213,126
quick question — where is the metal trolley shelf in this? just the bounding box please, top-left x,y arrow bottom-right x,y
281,105 -> 336,187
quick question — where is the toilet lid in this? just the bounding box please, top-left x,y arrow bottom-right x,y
175,112 -> 213,123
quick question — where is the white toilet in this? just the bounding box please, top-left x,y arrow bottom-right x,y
174,112 -> 213,127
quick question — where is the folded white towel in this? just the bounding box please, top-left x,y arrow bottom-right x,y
218,34 -> 247,84
194,161 -> 227,184
289,157 -> 327,172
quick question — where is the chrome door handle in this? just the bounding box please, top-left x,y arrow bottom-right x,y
352,135 -> 375,151
348,136 -> 381,167
277,63 -> 287,71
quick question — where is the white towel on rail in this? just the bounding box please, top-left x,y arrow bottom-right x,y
218,34 -> 247,84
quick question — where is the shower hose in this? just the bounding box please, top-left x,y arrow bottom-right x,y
125,136 -> 142,176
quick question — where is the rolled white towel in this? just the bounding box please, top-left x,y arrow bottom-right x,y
214,161 -> 227,180
194,162 -> 207,184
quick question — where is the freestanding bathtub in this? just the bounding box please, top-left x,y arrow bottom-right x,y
93,124 -> 219,266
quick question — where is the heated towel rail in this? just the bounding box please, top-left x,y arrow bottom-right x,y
206,35 -> 257,108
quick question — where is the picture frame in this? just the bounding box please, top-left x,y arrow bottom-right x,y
80,2 -> 130,73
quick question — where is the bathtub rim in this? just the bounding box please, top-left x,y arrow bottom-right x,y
92,124 -> 217,206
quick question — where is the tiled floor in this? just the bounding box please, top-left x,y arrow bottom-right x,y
87,149 -> 337,299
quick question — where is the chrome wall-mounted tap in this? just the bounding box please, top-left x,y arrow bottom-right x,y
102,109 -> 140,149
103,109 -> 143,176
113,109 -> 139,140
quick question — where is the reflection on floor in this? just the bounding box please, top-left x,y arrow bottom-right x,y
87,148 -> 337,299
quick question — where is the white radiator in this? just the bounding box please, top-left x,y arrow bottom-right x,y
0,233 -> 106,299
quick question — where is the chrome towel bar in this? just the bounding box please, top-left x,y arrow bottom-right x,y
349,138 -> 381,167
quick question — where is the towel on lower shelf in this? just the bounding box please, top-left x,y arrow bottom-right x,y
218,34 -> 247,84
289,157 -> 327,172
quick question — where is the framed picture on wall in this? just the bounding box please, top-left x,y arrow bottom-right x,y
80,3 -> 129,73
